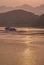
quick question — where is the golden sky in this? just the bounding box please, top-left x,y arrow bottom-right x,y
0,0 -> 44,7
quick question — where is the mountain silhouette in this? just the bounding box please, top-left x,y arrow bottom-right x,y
0,9 -> 44,28
0,10 -> 38,27
0,4 -> 44,15
34,4 -> 44,15
15,4 -> 34,14
35,14 -> 44,28
15,4 -> 44,15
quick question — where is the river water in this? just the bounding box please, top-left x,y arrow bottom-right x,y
0,28 -> 44,65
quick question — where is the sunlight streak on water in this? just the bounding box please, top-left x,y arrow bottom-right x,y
22,48 -> 36,65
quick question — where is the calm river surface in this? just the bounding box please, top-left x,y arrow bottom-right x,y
0,28 -> 44,65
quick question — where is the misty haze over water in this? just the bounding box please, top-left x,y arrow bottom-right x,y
0,27 -> 44,65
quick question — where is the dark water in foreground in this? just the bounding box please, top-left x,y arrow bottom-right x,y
0,30 -> 44,65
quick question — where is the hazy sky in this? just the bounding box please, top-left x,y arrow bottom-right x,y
0,0 -> 44,7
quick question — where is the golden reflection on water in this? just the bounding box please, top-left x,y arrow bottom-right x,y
21,35 -> 32,46
20,35 -> 36,65
22,48 -> 36,65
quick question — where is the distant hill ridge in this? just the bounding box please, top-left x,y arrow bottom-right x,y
0,10 -> 39,27
15,4 -> 44,15
0,4 -> 44,15
35,14 -> 44,28
0,10 -> 44,28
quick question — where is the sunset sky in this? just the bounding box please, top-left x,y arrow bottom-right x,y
0,0 -> 44,7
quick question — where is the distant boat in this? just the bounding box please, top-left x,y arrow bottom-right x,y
5,27 -> 16,31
